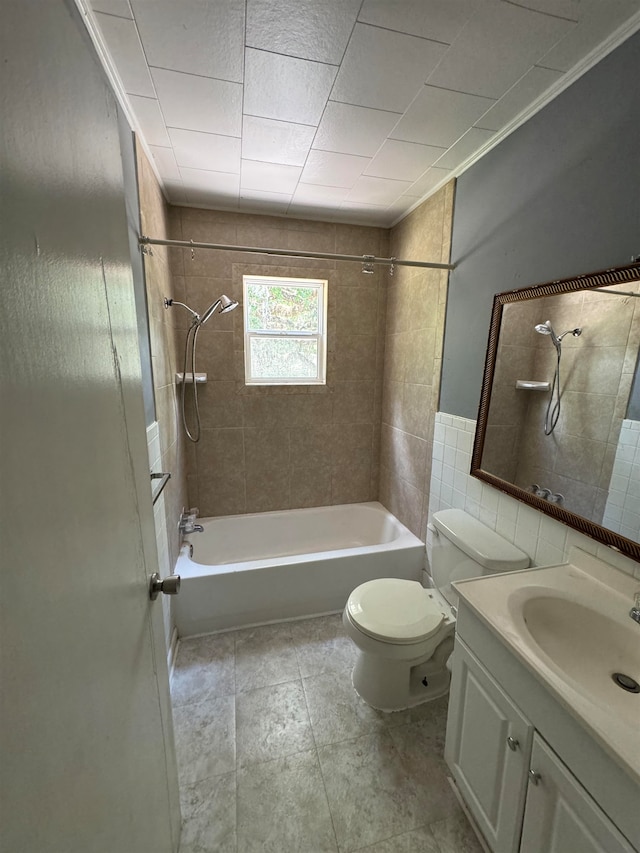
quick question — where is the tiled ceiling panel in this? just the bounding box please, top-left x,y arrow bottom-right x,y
366,140 -> 445,182
330,24 -> 448,112
127,95 -> 171,147
95,13 -> 155,97
244,48 -> 337,124
539,0 -> 640,72
245,0 -> 361,64
168,128 -> 241,174
242,116 -> 316,167
313,103 -> 401,158
427,3 -> 575,99
86,0 -> 640,226
476,66 -> 564,132
151,68 -> 243,136
391,86 -> 495,148
358,0 -> 477,44
130,0 -> 245,82
301,150 -> 371,188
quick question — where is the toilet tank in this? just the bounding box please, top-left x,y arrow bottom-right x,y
431,509 -> 529,608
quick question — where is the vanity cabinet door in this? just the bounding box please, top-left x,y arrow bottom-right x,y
520,735 -> 635,853
446,640 -> 534,853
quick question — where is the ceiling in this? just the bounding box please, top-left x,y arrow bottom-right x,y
84,0 -> 640,227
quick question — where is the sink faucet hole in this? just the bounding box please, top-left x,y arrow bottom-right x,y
612,672 -> 640,693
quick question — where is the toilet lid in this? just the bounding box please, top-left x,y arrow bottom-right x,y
346,579 -> 444,644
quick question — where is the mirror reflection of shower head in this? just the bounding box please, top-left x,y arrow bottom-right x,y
199,294 -> 239,325
534,320 -> 582,349
534,320 -> 559,347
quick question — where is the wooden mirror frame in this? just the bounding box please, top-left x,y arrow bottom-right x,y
471,261 -> 640,564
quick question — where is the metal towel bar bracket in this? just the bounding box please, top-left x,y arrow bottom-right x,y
151,472 -> 171,505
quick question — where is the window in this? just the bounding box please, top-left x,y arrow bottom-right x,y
243,275 -> 327,385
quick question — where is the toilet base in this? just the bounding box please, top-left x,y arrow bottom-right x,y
351,638 -> 453,712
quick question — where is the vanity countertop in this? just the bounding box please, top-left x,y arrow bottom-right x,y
453,547 -> 640,784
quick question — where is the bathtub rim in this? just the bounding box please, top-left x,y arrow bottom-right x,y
179,501 -> 424,578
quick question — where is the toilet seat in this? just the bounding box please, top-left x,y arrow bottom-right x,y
346,579 -> 444,644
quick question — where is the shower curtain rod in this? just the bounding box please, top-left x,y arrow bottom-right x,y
594,287 -> 640,297
138,235 -> 455,271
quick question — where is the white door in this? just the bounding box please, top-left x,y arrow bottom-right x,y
520,736 -> 635,853
445,640 -> 534,853
0,2 -> 180,851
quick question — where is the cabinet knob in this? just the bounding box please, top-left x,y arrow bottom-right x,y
528,769 -> 541,785
507,736 -> 519,751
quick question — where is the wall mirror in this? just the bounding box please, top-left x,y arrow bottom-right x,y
471,261 -> 640,563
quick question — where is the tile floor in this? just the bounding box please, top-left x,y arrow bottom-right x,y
171,613 -> 484,853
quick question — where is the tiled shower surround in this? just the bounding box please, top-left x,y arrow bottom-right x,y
138,151 -> 455,526
168,207 -> 390,517
428,412 -> 640,581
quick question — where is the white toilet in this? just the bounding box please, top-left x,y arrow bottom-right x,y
343,509 -> 529,711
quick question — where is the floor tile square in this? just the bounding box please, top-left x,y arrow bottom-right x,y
387,721 -> 460,826
429,811 -> 485,853
236,679 -> 314,767
237,749 -> 338,852
303,670 -> 386,746
174,695 -> 235,786
317,731 -> 425,851
234,622 -> 300,692
172,632 -> 235,706
290,613 -> 358,677
179,771 -> 236,853
352,825 -> 440,852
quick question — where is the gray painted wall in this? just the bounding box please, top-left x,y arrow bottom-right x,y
441,32 -> 640,419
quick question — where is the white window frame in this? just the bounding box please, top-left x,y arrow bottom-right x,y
243,275 -> 328,385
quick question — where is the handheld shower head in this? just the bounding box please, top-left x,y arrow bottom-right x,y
534,320 -> 560,348
199,294 -> 239,325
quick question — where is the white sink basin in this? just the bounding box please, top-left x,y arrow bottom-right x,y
512,592 -> 639,728
453,547 -> 640,782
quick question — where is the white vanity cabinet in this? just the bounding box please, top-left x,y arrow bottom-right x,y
446,621 -> 639,853
446,640 -> 533,853
521,735 -> 635,853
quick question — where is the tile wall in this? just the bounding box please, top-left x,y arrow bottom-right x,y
428,412 -> 640,581
379,181 -> 455,539
137,145 -> 188,567
147,422 -> 176,657
168,207 -> 388,517
603,419 -> 640,540
493,285 -> 640,523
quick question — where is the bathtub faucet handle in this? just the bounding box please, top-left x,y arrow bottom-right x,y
179,507 -> 203,535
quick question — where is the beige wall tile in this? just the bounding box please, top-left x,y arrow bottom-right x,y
379,180 -> 455,541
334,334 -> 378,380
290,425 -> 332,468
290,463 -> 333,508
196,381 -> 243,430
335,287 -> 379,336
332,380 -> 376,424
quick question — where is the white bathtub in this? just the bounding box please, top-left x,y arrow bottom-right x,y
173,502 -> 425,636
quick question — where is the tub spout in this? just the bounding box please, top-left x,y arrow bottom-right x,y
192,524 -> 204,533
